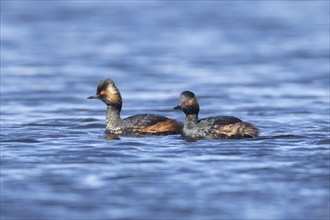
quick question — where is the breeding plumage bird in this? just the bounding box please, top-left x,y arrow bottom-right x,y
87,78 -> 182,135
173,91 -> 258,139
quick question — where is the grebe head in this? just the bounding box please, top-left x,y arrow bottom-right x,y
87,78 -> 122,111
173,91 -> 199,115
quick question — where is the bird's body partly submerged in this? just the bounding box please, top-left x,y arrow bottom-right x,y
88,78 -> 182,135
174,91 -> 258,139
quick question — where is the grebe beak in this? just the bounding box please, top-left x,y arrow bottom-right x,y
87,95 -> 100,99
173,105 -> 182,110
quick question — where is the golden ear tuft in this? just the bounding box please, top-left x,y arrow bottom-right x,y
188,97 -> 198,106
105,83 -> 122,106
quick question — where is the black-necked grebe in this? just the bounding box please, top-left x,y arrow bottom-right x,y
87,78 -> 182,135
173,91 -> 258,139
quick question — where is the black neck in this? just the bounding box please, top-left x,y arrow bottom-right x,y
185,114 -> 198,124
106,105 -> 121,123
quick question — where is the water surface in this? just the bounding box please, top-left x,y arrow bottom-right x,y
1,1 -> 329,219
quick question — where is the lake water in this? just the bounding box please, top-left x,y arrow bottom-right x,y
1,1 -> 329,219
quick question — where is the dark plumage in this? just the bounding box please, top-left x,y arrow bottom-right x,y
174,91 -> 258,139
87,78 -> 182,135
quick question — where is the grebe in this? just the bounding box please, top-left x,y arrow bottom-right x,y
87,78 -> 182,135
173,91 -> 258,139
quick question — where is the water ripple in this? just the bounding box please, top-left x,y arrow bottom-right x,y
1,1 -> 329,220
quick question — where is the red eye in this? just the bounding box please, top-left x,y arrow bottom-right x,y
99,91 -> 105,95
184,101 -> 189,106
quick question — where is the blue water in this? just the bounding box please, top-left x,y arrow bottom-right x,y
1,1 -> 329,219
